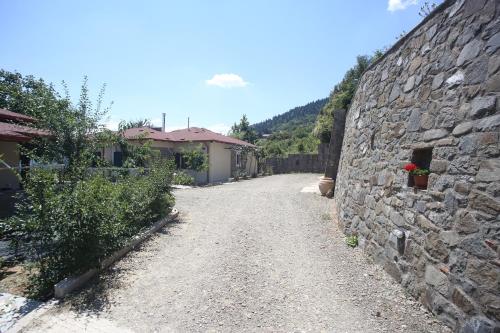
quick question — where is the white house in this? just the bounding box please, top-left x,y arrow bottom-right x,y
101,126 -> 258,184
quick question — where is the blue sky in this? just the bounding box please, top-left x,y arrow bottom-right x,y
0,0 -> 434,133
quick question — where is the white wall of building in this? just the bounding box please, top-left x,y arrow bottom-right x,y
208,142 -> 232,183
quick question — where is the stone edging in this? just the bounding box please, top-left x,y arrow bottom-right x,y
53,208 -> 179,299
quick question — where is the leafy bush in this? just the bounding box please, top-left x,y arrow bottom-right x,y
173,171 -> 194,185
1,70 -> 176,299
314,55 -> 372,143
182,147 -> 208,172
7,159 -> 174,297
345,235 -> 359,248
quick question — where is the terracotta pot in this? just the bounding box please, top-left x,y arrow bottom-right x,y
413,175 -> 429,189
318,177 -> 335,196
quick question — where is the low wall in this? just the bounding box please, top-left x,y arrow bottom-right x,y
335,0 -> 499,331
265,143 -> 328,174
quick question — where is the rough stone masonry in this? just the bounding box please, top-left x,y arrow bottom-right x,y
334,0 -> 500,332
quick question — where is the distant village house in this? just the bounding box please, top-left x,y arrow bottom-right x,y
102,126 -> 257,184
0,108 -> 50,190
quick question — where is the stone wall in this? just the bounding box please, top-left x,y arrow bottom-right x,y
334,0 -> 499,331
265,143 -> 328,174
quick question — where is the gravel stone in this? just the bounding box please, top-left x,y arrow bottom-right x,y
21,175 -> 451,333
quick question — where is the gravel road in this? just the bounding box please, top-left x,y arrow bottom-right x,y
20,174 -> 450,333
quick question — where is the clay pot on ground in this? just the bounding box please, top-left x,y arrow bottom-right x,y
413,175 -> 428,189
318,177 -> 335,196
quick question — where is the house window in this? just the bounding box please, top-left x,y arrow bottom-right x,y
174,153 -> 187,169
408,148 -> 432,188
236,152 -> 241,168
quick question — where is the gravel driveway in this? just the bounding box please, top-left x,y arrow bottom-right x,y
19,174 -> 450,333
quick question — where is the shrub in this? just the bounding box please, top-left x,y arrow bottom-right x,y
345,235 -> 359,248
182,147 -> 208,172
7,159 -> 174,298
173,171 -> 194,185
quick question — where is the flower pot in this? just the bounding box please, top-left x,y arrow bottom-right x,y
413,174 -> 428,189
318,177 -> 335,196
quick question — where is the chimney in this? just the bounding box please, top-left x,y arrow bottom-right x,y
162,113 -> 166,132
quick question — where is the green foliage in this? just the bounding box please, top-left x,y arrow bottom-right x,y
181,146 -> 208,172
0,70 -> 112,177
94,128 -> 159,168
7,160 -> 174,297
252,99 -> 327,135
257,130 -> 320,158
314,56 -> 372,143
0,69 -> 69,122
345,235 -> 358,248
412,168 -> 430,176
118,119 -> 151,130
419,2 -> 438,17
1,70 -> 174,298
173,171 -> 195,185
251,99 -> 327,158
230,114 -> 258,144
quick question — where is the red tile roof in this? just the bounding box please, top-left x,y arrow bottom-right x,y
123,127 -> 172,142
123,126 -> 255,147
0,108 -> 36,123
0,122 -> 51,142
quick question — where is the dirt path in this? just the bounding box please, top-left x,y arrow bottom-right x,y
19,174 -> 450,332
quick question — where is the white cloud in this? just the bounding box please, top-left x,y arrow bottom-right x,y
388,0 -> 417,11
206,73 -> 249,88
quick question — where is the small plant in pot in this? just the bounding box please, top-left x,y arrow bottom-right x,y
404,163 -> 430,189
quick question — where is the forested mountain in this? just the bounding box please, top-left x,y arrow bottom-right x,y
250,98 -> 327,157
251,98 -> 328,135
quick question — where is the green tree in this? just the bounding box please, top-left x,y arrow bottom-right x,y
1,70 -> 175,298
118,118 -> 151,130
0,70 -> 111,176
230,114 -> 258,144
314,55 -> 372,143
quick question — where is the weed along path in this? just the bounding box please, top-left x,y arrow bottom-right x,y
19,174 -> 450,332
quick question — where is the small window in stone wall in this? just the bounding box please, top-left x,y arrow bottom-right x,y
408,148 -> 433,189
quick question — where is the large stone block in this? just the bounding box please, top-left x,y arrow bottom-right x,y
469,190 -> 500,215
476,159 -> 500,182
465,258 -> 498,291
475,114 -> 500,131
459,237 -> 497,260
453,121 -> 474,136
425,264 -> 449,295
457,39 -> 482,66
469,96 -> 496,119
425,232 -> 449,261
464,55 -> 489,85
454,210 -> 480,235
451,287 -> 476,314
423,129 -> 449,141
430,159 -> 449,173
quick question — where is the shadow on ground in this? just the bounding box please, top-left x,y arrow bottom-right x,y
67,216 -> 186,315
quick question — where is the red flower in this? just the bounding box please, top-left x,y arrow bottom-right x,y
404,163 -> 417,172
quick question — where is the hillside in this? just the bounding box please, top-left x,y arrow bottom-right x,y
252,98 -> 327,157
251,98 -> 328,135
